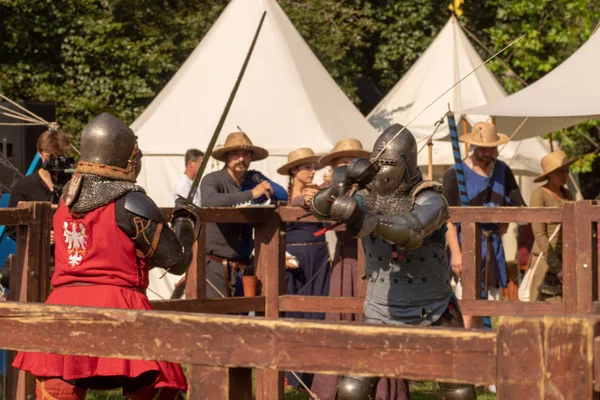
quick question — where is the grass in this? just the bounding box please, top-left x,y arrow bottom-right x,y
85,381 -> 497,399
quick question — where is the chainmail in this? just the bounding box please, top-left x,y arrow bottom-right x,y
363,179 -> 421,215
62,173 -> 145,214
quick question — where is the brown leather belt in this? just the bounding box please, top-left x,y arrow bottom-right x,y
207,255 -> 251,297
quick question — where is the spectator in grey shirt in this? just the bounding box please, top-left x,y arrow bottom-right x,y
200,132 -> 287,298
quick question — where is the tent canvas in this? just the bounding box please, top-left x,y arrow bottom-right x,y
367,16 -> 507,141
463,29 -> 600,140
132,0 -> 376,209
132,0 -> 376,300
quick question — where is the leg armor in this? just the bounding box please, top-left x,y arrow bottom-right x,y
335,376 -> 380,400
35,378 -> 87,400
436,298 -> 478,400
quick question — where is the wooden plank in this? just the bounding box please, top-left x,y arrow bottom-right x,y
460,222 -> 481,300
458,300 -> 564,316
279,296 -> 363,313
190,365 -> 229,399
448,206 -> 562,223
254,222 -> 286,400
576,201 -> 594,313
0,207 -> 34,226
0,302 -> 497,385
8,203 -> 43,400
542,316 -> 595,399
38,202 -> 53,301
562,202 -> 578,313
589,205 -> 600,222
151,297 -> 265,314
498,316 -> 597,400
185,223 -> 207,300
277,206 -> 319,223
497,317 -> 544,399
277,298 -> 565,316
594,337 -> 600,392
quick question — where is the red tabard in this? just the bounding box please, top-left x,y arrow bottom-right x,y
13,200 -> 187,391
51,200 -> 147,288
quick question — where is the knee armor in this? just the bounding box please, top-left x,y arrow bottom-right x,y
438,382 -> 478,400
335,375 -> 380,400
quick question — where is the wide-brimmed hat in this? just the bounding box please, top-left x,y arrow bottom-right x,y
459,122 -> 510,147
319,139 -> 371,167
277,148 -> 323,175
533,150 -> 578,183
212,131 -> 269,162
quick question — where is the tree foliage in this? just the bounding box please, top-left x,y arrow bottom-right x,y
1,0 -> 599,194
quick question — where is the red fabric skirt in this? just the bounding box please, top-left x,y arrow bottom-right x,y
12,285 -> 187,391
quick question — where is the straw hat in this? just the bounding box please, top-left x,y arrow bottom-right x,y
459,122 -> 510,147
277,148 -> 323,175
319,139 -> 371,167
212,132 -> 269,162
533,150 -> 577,183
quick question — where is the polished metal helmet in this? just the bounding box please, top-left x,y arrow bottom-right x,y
369,123 -> 421,195
75,113 -> 142,182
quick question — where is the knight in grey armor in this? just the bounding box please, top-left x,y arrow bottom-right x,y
310,124 -> 477,400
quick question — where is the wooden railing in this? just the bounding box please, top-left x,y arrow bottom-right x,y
1,201 -> 599,399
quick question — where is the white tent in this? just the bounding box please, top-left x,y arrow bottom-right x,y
367,16 -> 507,140
133,0 -> 376,300
132,0 -> 376,209
463,29 -> 600,140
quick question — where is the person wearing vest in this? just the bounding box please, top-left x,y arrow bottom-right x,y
309,124 -> 477,400
443,122 -> 526,330
12,113 -> 201,400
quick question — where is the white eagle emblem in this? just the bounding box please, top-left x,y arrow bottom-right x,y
63,221 -> 88,268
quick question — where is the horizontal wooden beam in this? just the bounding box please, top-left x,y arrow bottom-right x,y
458,300 -> 564,316
151,297 -> 265,314
0,302 -> 497,385
0,207 -> 33,226
160,206 -> 571,225
279,297 -> 565,317
279,296 -> 363,313
448,207 -> 562,223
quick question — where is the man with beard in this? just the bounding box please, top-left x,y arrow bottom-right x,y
309,124 -> 477,400
200,131 -> 287,298
443,122 -> 526,330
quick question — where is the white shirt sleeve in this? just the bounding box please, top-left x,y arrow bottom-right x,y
172,175 -> 192,207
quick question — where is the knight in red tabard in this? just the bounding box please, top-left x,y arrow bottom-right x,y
13,113 -> 201,400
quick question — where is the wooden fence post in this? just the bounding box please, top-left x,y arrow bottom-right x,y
8,202 -> 52,400
562,202 -> 578,313
185,222 -> 251,399
254,220 -> 285,400
497,316 -> 597,400
460,222 -> 482,301
575,201 -> 594,313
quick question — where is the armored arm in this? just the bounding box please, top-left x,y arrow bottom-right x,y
332,189 -> 449,249
370,190 -> 448,248
118,192 -> 199,276
310,159 -> 378,220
